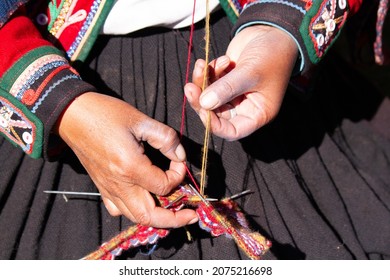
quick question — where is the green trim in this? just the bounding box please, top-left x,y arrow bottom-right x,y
0,88 -> 43,158
72,0 -> 115,63
0,46 -> 65,92
299,1 -> 349,64
219,0 -> 239,24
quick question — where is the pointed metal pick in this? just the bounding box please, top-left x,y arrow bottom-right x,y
43,190 -> 101,196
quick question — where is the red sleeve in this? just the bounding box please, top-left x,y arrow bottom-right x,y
0,13 -> 95,159
348,0 -> 364,14
0,15 -> 53,75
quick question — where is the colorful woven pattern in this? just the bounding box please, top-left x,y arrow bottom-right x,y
83,184 -> 271,260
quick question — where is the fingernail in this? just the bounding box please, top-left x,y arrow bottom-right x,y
194,60 -> 204,74
175,144 -> 186,161
184,86 -> 192,102
200,92 -> 218,109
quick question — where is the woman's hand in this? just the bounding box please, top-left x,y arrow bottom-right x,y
56,92 -> 198,228
184,25 -> 298,140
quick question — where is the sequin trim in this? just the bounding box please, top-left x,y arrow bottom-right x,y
0,95 -> 42,157
67,0 -> 101,58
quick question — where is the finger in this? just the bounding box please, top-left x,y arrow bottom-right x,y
214,103 -> 237,120
127,153 -> 186,196
184,83 -> 202,113
192,59 -> 206,88
207,55 -> 231,83
199,66 -> 257,110
111,187 -> 198,228
138,119 -> 186,162
192,56 -> 231,88
102,196 -> 122,216
148,207 -> 198,228
199,109 -> 249,141
186,56 -> 232,114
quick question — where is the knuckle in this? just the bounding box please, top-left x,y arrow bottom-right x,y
219,80 -> 236,99
254,101 -> 276,129
110,153 -> 137,180
135,212 -> 152,227
159,127 -> 179,153
154,181 -> 171,196
163,127 -> 178,144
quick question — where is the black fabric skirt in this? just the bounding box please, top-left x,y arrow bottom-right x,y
0,9 -> 389,260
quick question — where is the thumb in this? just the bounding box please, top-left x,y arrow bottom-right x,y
199,66 -> 258,110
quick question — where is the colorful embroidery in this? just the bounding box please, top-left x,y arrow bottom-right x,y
0,93 -> 43,158
66,0 -> 100,59
9,54 -> 68,101
49,0 -> 76,36
83,185 -> 271,260
47,0 -> 66,30
300,0 -> 348,63
29,0 -> 114,62
220,0 -> 243,23
0,44 -> 83,157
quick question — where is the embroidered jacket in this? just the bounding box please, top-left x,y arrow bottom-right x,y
0,0 -> 364,159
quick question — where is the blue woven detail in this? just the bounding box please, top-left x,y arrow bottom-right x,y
31,74 -> 80,113
0,0 -> 29,26
244,0 -> 306,15
67,0 -> 101,58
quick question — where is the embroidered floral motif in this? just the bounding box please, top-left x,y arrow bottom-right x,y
47,0 -> 66,30
49,0 -> 88,38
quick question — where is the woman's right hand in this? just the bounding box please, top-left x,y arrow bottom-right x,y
184,25 -> 298,140
56,92 -> 198,228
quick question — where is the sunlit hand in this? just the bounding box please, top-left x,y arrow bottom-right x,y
184,25 -> 298,140
56,92 -> 198,228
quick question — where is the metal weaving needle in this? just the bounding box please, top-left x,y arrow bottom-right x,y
228,189 -> 253,200
44,188 -> 252,201
187,184 -> 209,204
44,190 -> 101,196
43,190 -> 219,202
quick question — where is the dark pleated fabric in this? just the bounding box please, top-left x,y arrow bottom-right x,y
0,9 -> 389,260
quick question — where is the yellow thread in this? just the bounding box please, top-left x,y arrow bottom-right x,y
199,0 -> 211,196
10,126 -> 24,145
